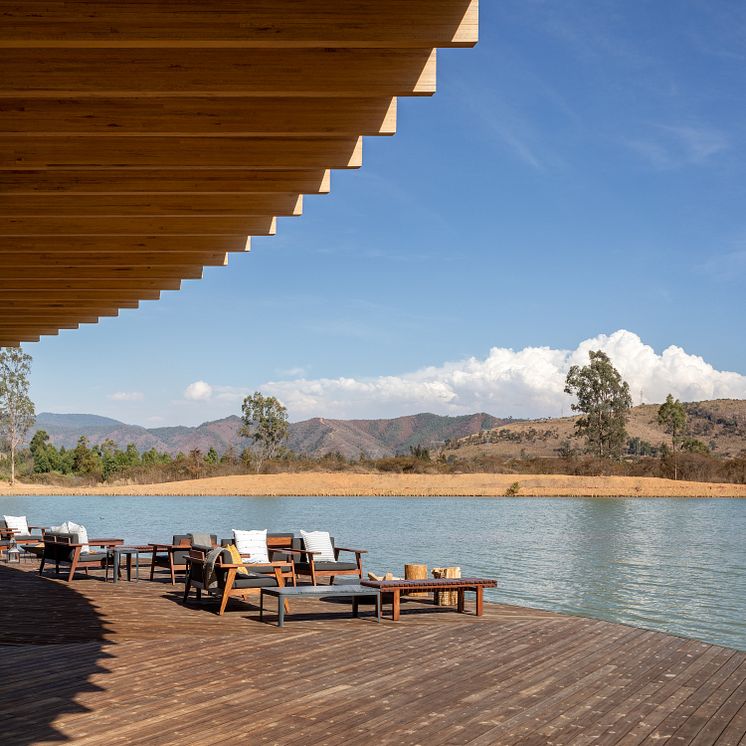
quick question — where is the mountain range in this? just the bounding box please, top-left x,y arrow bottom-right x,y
31,411 -> 508,459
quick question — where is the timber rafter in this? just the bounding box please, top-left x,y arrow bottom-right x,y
0,0 -> 478,344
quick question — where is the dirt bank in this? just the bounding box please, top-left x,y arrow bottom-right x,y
1,472 -> 745,497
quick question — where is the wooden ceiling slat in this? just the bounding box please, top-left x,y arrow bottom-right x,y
0,169 -> 331,194
0,2 -> 476,345
0,267 -> 205,279
0,300 -> 139,309
0,194 -> 303,217
0,97 -> 396,137
0,49 -> 436,98
0,289 -> 159,300
0,236 -> 247,253
0,252 -> 229,267
1,136 -> 362,170
0,279 -> 182,290
0,1 -> 477,48
0,216 -> 275,236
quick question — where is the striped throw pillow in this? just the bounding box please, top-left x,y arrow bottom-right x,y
232,529 -> 269,564
300,530 -> 336,562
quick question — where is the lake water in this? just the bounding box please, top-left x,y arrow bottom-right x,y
2,495 -> 745,651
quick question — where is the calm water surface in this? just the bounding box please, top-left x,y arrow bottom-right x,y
2,495 -> 745,651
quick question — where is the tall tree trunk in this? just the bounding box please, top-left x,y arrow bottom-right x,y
10,441 -> 15,485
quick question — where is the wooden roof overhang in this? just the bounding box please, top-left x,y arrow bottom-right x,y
0,1 -> 478,346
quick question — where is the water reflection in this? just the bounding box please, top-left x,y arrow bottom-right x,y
2,494 -> 745,650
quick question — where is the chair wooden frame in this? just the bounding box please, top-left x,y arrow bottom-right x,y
184,549 -> 292,616
148,540 -> 190,584
0,522 -> 45,545
38,536 -> 121,582
291,541 -> 367,586
149,534 -> 217,584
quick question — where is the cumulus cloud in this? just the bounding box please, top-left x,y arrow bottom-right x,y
108,391 -> 144,402
184,380 -> 213,401
257,330 -> 746,420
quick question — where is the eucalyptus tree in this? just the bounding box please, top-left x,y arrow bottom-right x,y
0,347 -> 36,485
564,350 -> 632,459
240,391 -> 289,472
657,393 -> 688,480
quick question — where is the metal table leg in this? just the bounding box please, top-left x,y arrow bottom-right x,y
278,595 -> 285,627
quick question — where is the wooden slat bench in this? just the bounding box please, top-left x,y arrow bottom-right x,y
361,577 -> 496,621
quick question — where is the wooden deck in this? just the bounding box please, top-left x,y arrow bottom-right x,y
1,562 -> 745,745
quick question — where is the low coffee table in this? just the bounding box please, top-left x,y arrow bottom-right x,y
362,577 -> 497,621
260,584 -> 381,628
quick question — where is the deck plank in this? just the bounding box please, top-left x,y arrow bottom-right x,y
1,563 -> 744,745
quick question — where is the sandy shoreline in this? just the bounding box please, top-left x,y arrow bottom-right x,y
1,472 -> 745,497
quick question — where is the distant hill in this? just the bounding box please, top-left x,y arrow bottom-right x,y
447,399 -> 746,459
31,411 -> 509,459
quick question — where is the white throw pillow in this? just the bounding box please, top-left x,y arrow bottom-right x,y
66,522 -> 90,554
54,520 -> 90,553
232,529 -> 269,564
300,530 -> 336,562
3,515 -> 30,536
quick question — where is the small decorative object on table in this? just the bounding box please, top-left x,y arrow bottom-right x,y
432,566 -> 461,605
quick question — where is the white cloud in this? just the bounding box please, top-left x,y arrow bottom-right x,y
257,330 -> 746,420
184,380 -> 213,401
108,391 -> 144,402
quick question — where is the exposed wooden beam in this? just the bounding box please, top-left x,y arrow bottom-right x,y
0,289 -> 159,300
0,252 -> 229,267
0,236 -> 248,253
0,1 -> 477,49
0,169 -> 331,194
0,97 -> 396,137
0,279 -> 182,290
0,267 -> 205,279
0,194 -> 302,217
1,136 -> 362,170
0,298 -> 139,308
0,310 -> 115,320
0,49 -> 436,98
0,216 -> 275,235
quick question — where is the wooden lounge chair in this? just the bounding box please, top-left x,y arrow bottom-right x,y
38,534 -> 110,582
183,547 -> 288,616
148,533 -> 217,584
290,535 -> 367,586
0,518 -> 45,545
220,532 -> 297,587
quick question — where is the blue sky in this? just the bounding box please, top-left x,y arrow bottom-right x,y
29,1 -> 746,425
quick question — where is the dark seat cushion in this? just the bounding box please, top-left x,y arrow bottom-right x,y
296,561 -> 358,573
232,574 -> 279,589
78,552 -> 108,563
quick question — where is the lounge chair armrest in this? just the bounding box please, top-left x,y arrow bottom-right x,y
335,547 -> 367,554
244,561 -> 294,568
269,547 -> 305,555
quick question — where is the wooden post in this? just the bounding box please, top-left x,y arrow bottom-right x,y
432,566 -> 461,606
404,563 -> 429,598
